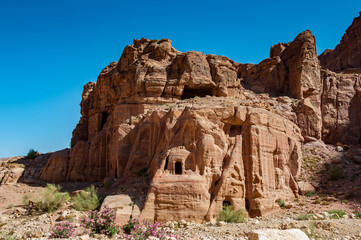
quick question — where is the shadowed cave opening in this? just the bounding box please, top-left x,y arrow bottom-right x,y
245,199 -> 250,212
229,125 -> 242,137
101,112 -> 109,130
164,156 -> 169,170
222,200 -> 231,209
175,162 -> 182,175
181,86 -> 213,100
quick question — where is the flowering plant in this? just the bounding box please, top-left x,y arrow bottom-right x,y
49,221 -> 75,238
122,218 -> 180,240
352,204 -> 361,218
80,206 -> 118,237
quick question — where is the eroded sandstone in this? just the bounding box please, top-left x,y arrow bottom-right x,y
39,12 -> 361,222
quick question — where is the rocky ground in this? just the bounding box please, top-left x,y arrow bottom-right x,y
1,140 -> 361,240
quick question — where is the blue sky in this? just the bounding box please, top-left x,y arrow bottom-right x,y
0,0 -> 360,157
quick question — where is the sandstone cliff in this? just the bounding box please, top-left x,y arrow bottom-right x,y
319,12 -> 361,71
40,12 -> 361,222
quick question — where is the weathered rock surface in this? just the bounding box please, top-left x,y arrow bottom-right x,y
40,149 -> 69,182
101,195 -> 140,225
319,12 -> 361,71
321,71 -> 361,144
0,168 -> 24,185
240,30 -> 322,140
297,181 -> 315,195
40,12 -> 361,222
248,229 -> 309,240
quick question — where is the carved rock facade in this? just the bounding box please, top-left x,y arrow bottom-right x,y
40,12 -> 361,221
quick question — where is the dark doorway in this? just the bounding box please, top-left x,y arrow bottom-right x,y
229,125 -> 242,137
223,200 -> 231,209
175,162 -> 182,175
181,86 -> 213,100
245,199 -> 250,212
101,112 -> 109,130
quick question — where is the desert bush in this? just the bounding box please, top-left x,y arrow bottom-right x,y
327,210 -> 346,219
26,149 -> 39,159
34,184 -> 70,212
49,221 -> 75,238
0,231 -> 17,240
306,191 -> 315,197
122,218 -> 180,240
72,185 -> 102,211
80,206 -> 118,237
217,205 -> 246,223
23,195 -> 30,205
278,199 -> 286,208
122,219 -> 137,234
328,166 -> 344,180
297,213 -> 314,220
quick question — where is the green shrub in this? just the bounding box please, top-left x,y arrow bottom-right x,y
26,149 -> 39,159
327,210 -> 346,219
122,219 -> 137,234
6,204 -> 13,209
80,206 -> 118,237
328,166 -> 344,180
34,184 -> 69,212
72,185 -> 102,211
306,191 -> 315,197
278,199 -> 286,208
23,195 -> 30,205
217,205 -> 246,223
297,213 -> 313,220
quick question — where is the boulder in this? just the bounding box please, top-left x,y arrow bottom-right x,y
297,181 -> 315,195
248,229 -> 309,240
101,195 -> 140,225
0,167 -> 24,185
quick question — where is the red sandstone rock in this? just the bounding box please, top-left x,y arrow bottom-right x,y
240,30 -> 322,140
40,13 -> 361,221
40,149 -> 69,183
319,12 -> 361,71
1,168 -> 24,185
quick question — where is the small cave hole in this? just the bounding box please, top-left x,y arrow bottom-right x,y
229,125 -> 242,137
101,112 -> 109,130
245,199 -> 250,212
222,200 -> 231,209
175,162 -> 182,175
214,180 -> 219,187
181,86 -> 213,100
164,156 -> 169,170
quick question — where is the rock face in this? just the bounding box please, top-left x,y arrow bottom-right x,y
40,149 -> 69,183
319,12 -> 361,71
240,30 -> 322,140
40,38 -> 305,221
321,71 -> 361,144
40,12 -> 361,222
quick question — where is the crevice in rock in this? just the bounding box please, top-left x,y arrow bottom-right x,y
181,86 -> 213,100
164,156 -> 169,170
101,112 -> 109,130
